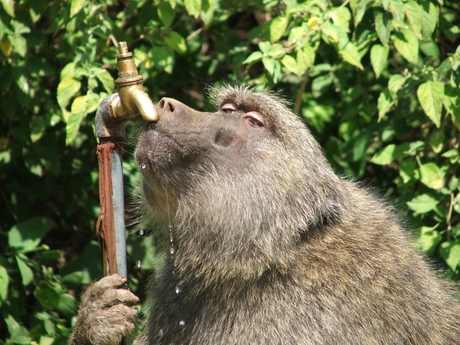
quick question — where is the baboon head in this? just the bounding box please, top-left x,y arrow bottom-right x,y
135,86 -> 346,285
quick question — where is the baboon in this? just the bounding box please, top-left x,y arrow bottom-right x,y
70,86 -> 460,345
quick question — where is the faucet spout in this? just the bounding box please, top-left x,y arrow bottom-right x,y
108,42 -> 158,122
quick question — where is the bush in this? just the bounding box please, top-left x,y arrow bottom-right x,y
1,0 -> 459,343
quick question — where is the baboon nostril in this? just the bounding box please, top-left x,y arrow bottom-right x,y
168,102 -> 175,112
158,99 -> 165,109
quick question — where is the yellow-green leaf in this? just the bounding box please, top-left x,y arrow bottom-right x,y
420,1 -> 438,40
57,77 -> 81,110
281,55 -> 299,75
269,17 -> 288,43
417,81 -> 444,128
184,0 -> 201,18
370,44 -> 389,78
407,194 -> 439,214
419,162 -> 445,189
417,226 -> 442,253
339,42 -> 363,70
70,0 -> 85,18
393,29 -> 419,64
0,0 -> 15,17
164,31 -> 187,54
403,1 -> 422,39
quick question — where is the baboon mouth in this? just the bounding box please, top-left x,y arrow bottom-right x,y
136,129 -> 187,173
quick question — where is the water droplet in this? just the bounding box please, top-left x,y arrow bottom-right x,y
170,247 -> 175,255
138,229 -> 145,236
175,286 -> 181,294
158,329 -> 164,338
140,163 -> 147,170
168,153 -> 172,162
136,260 -> 141,269
179,320 -> 186,327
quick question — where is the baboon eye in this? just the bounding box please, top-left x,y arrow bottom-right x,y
244,111 -> 265,128
221,103 -> 237,114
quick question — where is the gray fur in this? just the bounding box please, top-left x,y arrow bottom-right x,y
70,86 -> 460,345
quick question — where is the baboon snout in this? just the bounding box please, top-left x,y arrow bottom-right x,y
156,97 -> 190,119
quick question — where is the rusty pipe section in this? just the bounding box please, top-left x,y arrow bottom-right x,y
108,41 -> 158,122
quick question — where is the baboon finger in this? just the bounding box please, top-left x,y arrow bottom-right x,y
108,304 -> 139,322
100,288 -> 140,307
89,274 -> 127,296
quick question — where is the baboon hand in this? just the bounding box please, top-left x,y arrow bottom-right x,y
69,274 -> 140,345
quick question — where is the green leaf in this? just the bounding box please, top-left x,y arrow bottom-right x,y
267,43 -> 285,58
407,194 -> 439,214
57,76 -> 81,110
389,0 -> 405,24
377,88 -> 393,120
443,83 -> 460,126
184,0 -> 201,18
419,162 -> 445,189
269,17 -> 288,43
0,0 -> 15,17
440,241 -> 460,272
158,0 -> 175,27
297,45 -> 315,73
371,144 -> 397,165
388,74 -> 406,100
258,41 -> 270,54
403,1 -> 422,39
420,0 -> 438,40
4,315 -> 30,344
9,33 -> 27,57
0,265 -> 9,301
393,29 -> 419,64
331,7 -> 351,33
339,42 -> 364,70
281,55 -> 300,75
66,96 -> 87,145
34,281 -> 61,309
417,81 -> 444,127
164,31 -> 187,54
371,142 -> 416,165
374,9 -> 392,46
442,149 -> 459,164
95,69 -> 115,94
8,217 -> 55,252
57,293 -> 77,316
399,160 -> 416,183
354,0 -> 372,26
70,0 -> 85,18
311,74 -> 333,98
243,51 -> 263,65
429,129 -> 445,154
370,44 -> 389,78
417,226 -> 442,254
15,254 -> 34,286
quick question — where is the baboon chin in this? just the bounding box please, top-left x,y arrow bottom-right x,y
70,85 -> 460,345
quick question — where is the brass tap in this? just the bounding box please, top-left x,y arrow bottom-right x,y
109,42 -> 158,122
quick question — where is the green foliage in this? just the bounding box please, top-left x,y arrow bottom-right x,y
1,0 -> 460,343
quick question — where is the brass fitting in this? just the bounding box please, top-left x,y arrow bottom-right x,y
109,42 -> 158,122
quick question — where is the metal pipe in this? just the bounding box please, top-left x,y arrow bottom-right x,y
108,42 -> 158,122
95,41 -> 157,345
